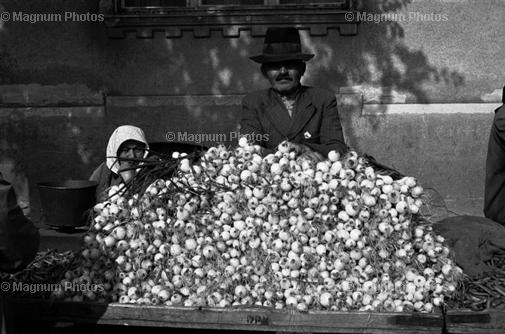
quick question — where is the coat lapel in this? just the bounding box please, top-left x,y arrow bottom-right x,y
288,88 -> 316,140
263,90 -> 293,138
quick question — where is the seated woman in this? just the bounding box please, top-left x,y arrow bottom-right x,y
90,125 -> 149,201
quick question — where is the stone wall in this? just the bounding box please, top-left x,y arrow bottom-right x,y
0,0 -> 503,221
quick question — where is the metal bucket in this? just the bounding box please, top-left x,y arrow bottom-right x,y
38,180 -> 97,229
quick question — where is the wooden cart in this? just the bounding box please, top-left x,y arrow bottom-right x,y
445,309 -> 505,334
7,298 -> 444,334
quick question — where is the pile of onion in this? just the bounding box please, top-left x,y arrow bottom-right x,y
58,138 -> 462,312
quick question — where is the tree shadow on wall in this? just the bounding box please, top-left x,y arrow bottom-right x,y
102,0 -> 466,149
303,0 -> 465,150
0,0 -> 471,220
0,0 -> 467,154
355,0 -> 464,102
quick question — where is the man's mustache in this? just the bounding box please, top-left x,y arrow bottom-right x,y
276,75 -> 292,81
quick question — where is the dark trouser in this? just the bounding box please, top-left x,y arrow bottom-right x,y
0,294 -> 11,334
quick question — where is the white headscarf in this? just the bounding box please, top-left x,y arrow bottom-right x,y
106,125 -> 149,174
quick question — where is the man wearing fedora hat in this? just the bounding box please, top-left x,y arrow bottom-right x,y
240,27 -> 348,160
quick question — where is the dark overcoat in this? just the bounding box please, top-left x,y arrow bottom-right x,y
485,104 -> 505,224
0,173 -> 39,273
240,86 -> 348,156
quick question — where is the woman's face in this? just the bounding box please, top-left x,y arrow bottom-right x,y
117,140 -> 145,167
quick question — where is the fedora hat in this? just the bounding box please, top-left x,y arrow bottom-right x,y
250,27 -> 315,64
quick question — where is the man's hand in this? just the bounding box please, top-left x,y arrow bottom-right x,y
287,142 -> 305,154
299,150 -> 324,162
280,141 -> 324,162
278,141 -> 309,154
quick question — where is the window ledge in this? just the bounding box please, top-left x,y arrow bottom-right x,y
101,4 -> 359,38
